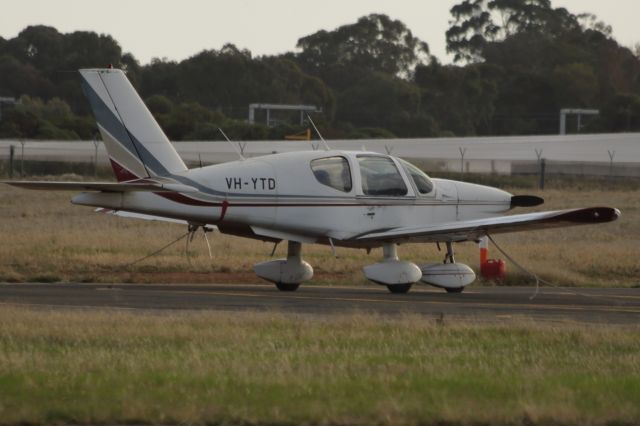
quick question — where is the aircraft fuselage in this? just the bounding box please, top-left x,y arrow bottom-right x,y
72,150 -> 513,248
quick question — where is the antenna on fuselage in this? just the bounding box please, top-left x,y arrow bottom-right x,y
218,128 -> 245,161
306,114 -> 331,151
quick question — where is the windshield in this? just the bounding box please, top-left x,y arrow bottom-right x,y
399,159 -> 434,195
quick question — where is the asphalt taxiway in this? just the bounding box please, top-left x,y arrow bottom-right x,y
1,283 -> 639,324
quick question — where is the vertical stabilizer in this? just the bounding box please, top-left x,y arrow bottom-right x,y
80,68 -> 187,181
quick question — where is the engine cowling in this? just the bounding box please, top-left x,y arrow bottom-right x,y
419,262 -> 476,289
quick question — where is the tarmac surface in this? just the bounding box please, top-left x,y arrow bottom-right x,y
1,283 -> 639,325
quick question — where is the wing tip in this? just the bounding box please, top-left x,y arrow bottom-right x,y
560,207 -> 621,223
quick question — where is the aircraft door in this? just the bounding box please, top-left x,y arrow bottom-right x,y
355,155 -> 415,232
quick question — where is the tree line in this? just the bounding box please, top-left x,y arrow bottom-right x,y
0,0 -> 639,141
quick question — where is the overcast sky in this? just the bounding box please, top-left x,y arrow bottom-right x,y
1,0 -> 637,65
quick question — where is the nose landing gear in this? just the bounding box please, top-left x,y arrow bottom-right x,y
419,241 -> 476,293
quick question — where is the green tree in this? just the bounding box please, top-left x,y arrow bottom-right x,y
0,55 -> 52,98
337,71 -> 437,137
140,58 -> 181,101
551,63 -> 598,107
0,109 -> 39,138
146,95 -> 173,115
446,0 -> 498,63
416,62 -> 498,135
599,94 -> 640,132
447,0 -> 581,63
296,14 -> 431,79
10,26 -> 65,73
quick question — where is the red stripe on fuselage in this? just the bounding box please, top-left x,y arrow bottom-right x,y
156,192 -> 217,207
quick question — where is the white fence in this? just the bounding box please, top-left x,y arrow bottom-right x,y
1,132 -> 639,177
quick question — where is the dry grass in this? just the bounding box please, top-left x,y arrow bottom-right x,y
0,307 -> 638,425
0,183 -> 638,287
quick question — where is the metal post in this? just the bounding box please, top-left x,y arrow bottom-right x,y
92,135 -> 99,178
20,140 -> 25,177
9,145 -> 14,179
608,150 -> 615,177
577,113 -> 582,133
535,148 -> 543,162
459,147 -> 467,174
539,158 -> 546,190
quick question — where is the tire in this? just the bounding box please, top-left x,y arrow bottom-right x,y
445,287 -> 464,293
386,284 -> 413,294
275,283 -> 300,292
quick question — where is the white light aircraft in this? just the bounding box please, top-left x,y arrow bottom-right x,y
4,69 -> 621,293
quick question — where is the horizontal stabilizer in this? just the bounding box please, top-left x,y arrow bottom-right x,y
3,180 -> 198,193
95,208 -> 217,231
355,207 -> 621,243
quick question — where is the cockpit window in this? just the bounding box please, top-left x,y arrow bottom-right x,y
358,156 -> 408,196
310,156 -> 352,193
399,159 -> 434,195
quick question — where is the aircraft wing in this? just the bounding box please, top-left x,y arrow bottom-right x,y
3,180 -> 198,193
355,207 -> 620,243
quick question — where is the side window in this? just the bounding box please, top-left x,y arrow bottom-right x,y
400,159 -> 434,195
310,156 -> 352,193
358,156 -> 408,196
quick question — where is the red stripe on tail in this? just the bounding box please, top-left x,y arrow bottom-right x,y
110,159 -> 139,182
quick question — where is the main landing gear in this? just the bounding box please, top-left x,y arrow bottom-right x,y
362,243 -> 422,294
275,282 -> 300,292
254,240 -> 475,295
387,283 -> 413,294
443,241 -> 456,264
253,241 -> 313,292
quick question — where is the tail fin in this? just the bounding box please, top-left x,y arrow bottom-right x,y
80,68 -> 187,182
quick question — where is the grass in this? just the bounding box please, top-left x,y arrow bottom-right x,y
0,176 -> 638,287
0,173 -> 638,424
0,308 -> 638,425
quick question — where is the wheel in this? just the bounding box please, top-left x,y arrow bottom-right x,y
275,283 -> 300,292
445,287 -> 464,293
386,284 -> 413,294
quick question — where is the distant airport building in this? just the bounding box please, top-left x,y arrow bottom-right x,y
248,103 -> 320,126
